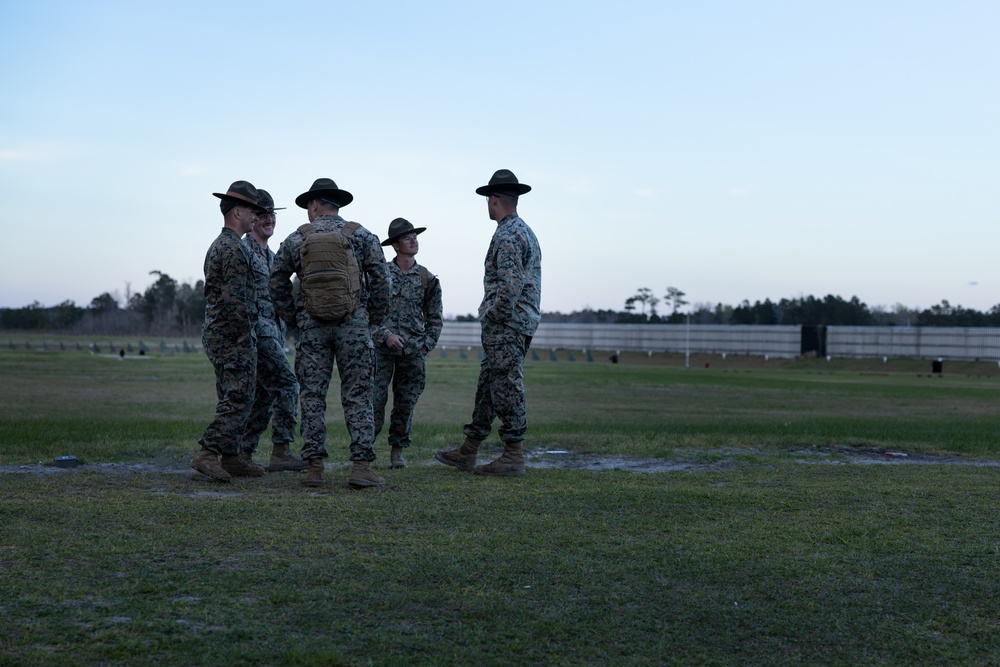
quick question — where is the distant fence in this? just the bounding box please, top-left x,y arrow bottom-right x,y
440,322 -> 1000,361
7,324 -> 1000,362
826,326 -> 1000,361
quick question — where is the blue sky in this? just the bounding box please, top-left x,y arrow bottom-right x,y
1,1 -> 997,317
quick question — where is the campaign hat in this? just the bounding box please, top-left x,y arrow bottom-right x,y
213,180 -> 267,212
256,189 -> 286,213
294,178 -> 354,209
381,217 -> 426,246
475,169 -> 531,197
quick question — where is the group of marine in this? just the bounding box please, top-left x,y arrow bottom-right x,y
191,169 -> 543,489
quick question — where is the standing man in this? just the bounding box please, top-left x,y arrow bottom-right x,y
191,180 -> 269,482
270,178 -> 391,488
435,169 -> 542,477
240,189 -> 307,472
372,218 -> 443,469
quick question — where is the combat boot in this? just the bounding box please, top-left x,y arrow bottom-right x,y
190,448 -> 231,483
473,441 -> 525,477
434,437 -> 482,472
302,458 -> 325,487
389,446 -> 407,469
221,453 -> 266,477
348,461 -> 386,488
268,444 -> 308,472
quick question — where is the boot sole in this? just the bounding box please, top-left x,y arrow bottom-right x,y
190,462 -> 231,482
433,452 -> 475,472
473,467 -> 525,477
389,462 -> 407,469
348,478 -> 386,488
268,463 -> 310,472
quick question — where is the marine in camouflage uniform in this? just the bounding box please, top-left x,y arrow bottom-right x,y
240,189 -> 305,472
270,178 -> 391,488
191,180 -> 269,483
435,169 -> 541,477
372,218 -> 443,469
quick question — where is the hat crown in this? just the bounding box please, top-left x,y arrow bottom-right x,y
386,217 -> 414,238
489,169 -> 519,186
257,189 -> 275,210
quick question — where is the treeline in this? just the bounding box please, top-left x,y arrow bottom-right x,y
539,295 -> 1000,327
0,271 -> 205,336
5,274 -> 1000,334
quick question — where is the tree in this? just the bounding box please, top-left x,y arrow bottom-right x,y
664,287 -> 688,315
89,292 -> 120,314
625,287 -> 659,318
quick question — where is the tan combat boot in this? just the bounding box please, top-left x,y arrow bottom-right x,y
434,437 -> 482,472
473,441 -> 525,477
221,453 -> 266,477
190,448 -> 231,482
389,446 -> 407,469
268,444 -> 309,472
348,461 -> 386,488
302,458 -> 325,487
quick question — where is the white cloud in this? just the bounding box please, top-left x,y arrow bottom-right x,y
0,143 -> 78,162
633,187 -> 657,199
728,186 -> 751,197
179,163 -> 210,176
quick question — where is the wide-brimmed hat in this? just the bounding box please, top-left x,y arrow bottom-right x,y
256,189 -> 286,213
213,180 -> 267,212
294,178 -> 354,209
381,217 -> 427,246
475,169 -> 531,197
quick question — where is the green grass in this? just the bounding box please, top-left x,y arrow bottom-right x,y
1,343 -> 1000,665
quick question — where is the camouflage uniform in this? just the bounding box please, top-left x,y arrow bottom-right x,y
372,259 -> 443,449
270,214 -> 390,462
465,212 -> 542,444
240,234 -> 299,454
199,227 -> 258,456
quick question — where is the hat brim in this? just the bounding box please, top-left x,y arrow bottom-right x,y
381,227 -> 427,246
213,192 -> 268,212
475,183 -> 531,197
294,189 -> 354,209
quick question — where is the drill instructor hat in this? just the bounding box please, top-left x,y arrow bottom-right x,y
256,189 -> 286,213
475,169 -> 531,197
213,180 -> 268,212
294,178 -> 354,209
381,218 -> 427,246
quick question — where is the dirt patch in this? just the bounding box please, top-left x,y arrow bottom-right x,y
2,446 -> 997,477
788,445 -> 1000,467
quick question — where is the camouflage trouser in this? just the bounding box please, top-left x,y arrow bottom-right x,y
463,318 -> 530,444
241,335 -> 299,453
295,324 -> 377,462
373,352 -> 426,448
199,333 -> 256,456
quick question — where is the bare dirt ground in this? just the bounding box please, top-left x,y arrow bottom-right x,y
3,445 -> 998,477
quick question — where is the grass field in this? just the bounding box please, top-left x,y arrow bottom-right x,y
1,339 -> 999,665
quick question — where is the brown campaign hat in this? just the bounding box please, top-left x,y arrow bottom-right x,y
475,169 -> 531,197
256,189 -> 286,213
381,217 -> 427,246
294,178 -> 354,209
213,180 -> 267,212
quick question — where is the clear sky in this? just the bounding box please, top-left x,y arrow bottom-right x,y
1,1 -> 997,318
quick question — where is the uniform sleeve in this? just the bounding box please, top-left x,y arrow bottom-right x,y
270,236 -> 298,327
484,234 -> 524,326
361,234 -> 390,327
422,275 -> 443,353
